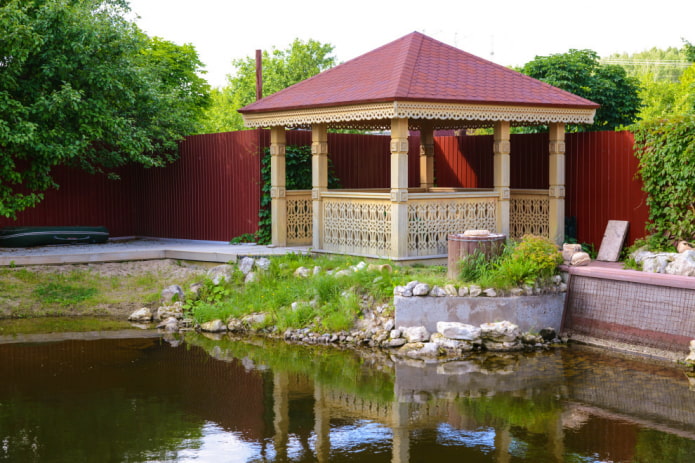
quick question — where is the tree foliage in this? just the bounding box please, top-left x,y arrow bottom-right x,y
632,116 -> 695,248
605,44 -> 694,121
200,39 -> 336,133
0,0 -> 210,218
520,49 -> 641,131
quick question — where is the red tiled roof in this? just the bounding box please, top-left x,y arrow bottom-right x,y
239,32 -> 599,114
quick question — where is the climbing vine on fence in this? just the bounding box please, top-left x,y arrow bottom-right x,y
256,145 -> 340,244
632,115 -> 695,249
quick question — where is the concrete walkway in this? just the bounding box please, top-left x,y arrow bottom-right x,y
0,237 -> 311,266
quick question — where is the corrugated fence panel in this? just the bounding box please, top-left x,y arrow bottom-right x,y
0,130 -> 648,248
0,165 -> 138,237
136,130 -> 263,241
565,131 -> 648,248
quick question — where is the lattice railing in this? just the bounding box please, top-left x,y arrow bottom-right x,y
407,195 -> 497,256
510,190 -> 550,239
286,191 -> 312,245
323,197 -> 392,256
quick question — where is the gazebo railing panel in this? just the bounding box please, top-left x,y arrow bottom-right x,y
407,193 -> 498,257
322,194 -> 392,257
286,190 -> 313,245
510,189 -> 550,239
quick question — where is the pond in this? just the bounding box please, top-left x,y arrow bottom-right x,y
2,332 -> 695,462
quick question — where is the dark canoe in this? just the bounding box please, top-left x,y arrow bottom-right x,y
0,226 -> 109,247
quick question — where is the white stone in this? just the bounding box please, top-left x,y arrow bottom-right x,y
394,286 -> 412,297
562,243 -> 582,261
244,271 -> 258,284
483,340 -> 522,352
483,288 -> 497,297
128,307 -> 153,322
157,301 -> 183,320
386,338 -> 406,348
208,264 -> 235,284
412,283 -> 431,296
400,342 -> 440,358
161,284 -> 184,303
334,269 -> 353,277
678,241 -> 694,253
437,321 -> 481,341
389,328 -> 402,339
313,266 -> 321,275
238,257 -> 255,275
430,285 -> 447,297
510,287 -> 524,296
255,257 -> 271,271
686,340 -> 695,363
156,317 -> 179,332
430,333 -> 475,352
354,261 -> 368,271
200,319 -> 227,332
437,360 -> 480,375
469,285 -> 482,297
463,229 -> 490,237
294,266 -> 311,278
642,253 -> 675,273
665,250 -> 695,276
405,281 -> 420,290
480,320 -> 520,343
383,319 -> 395,332
401,325 -> 430,343
444,284 -> 458,296
570,252 -> 591,266
458,286 -> 469,297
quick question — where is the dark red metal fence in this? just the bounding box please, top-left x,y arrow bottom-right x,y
0,130 -> 648,248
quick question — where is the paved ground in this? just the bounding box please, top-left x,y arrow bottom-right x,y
0,237 -> 310,266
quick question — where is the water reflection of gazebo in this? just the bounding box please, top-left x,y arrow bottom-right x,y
239,32 -> 598,260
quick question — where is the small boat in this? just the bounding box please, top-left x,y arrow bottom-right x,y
0,226 -> 109,247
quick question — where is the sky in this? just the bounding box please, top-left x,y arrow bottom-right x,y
127,0 -> 695,88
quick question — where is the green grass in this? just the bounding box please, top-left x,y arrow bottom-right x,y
186,254 -> 451,333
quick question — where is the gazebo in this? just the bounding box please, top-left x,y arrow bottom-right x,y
239,32 -> 598,261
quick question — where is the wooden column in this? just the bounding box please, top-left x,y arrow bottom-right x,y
270,126 -> 287,247
391,401 -> 410,463
312,123 -> 328,250
493,121 -> 511,236
390,118 -> 409,259
273,371 -> 289,461
419,121 -> 435,190
549,123 -> 566,245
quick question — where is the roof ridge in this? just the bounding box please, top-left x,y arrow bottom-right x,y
394,32 -> 424,97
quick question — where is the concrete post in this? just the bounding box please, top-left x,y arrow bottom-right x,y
312,123 -> 328,250
270,126 -> 287,247
420,121 -> 435,190
493,121 -> 511,236
390,118 -> 410,259
549,123 -> 566,245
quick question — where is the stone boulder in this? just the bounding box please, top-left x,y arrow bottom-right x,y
570,252 -> 591,266
480,321 -> 520,343
156,317 -> 179,332
401,325 -> 430,343
200,319 -> 227,333
157,301 -> 184,320
255,257 -> 271,271
398,342 -> 441,358
437,321 -> 481,341
208,264 -> 235,285
665,250 -> 695,277
293,266 -> 311,278
128,307 -> 153,322
685,340 -> 695,364
562,243 -> 583,261
238,257 -> 255,275
430,333 -> 475,353
678,241 -> 694,253
412,283 -> 431,296
161,284 -> 185,303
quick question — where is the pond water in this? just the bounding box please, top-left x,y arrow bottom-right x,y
2,332 -> 695,462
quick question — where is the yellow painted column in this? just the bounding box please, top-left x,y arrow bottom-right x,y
312,123 -> 328,250
390,118 -> 409,259
493,121 -> 511,236
419,121 -> 435,190
270,126 -> 287,247
549,123 -> 566,245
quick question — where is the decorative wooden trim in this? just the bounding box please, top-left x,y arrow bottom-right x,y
242,101 -> 597,129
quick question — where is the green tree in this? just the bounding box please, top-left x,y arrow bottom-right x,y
603,45 -> 694,120
520,49 -> 641,131
0,0 -> 210,218
200,39 -> 336,133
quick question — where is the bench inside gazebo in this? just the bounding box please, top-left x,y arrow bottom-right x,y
239,32 -> 598,261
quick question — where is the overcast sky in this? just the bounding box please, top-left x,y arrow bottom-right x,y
127,0 -> 695,88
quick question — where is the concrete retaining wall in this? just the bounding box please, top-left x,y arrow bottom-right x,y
394,294 -> 565,334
